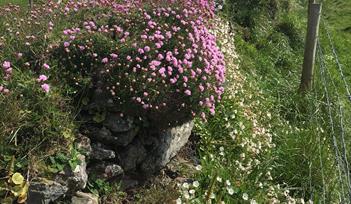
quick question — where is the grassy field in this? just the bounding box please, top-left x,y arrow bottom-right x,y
0,0 -> 28,6
323,0 -> 351,81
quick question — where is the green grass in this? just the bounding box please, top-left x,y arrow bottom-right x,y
0,0 -> 29,6
179,0 -> 349,203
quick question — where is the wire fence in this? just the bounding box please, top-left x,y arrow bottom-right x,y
314,15 -> 351,203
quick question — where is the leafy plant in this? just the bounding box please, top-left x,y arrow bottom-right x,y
48,148 -> 81,173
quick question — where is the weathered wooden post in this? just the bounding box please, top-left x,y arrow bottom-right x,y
29,0 -> 33,9
299,0 -> 322,92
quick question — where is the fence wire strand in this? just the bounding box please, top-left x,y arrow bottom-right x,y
317,40 -> 351,202
322,17 -> 351,102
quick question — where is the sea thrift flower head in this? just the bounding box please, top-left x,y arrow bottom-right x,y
43,63 -> 50,70
2,61 -> 11,69
37,75 -> 48,82
41,83 -> 50,93
64,41 -> 70,47
144,46 -> 151,52
110,53 -> 118,59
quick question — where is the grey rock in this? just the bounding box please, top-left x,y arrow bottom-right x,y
71,191 -> 99,204
119,140 -> 147,172
113,126 -> 139,146
91,143 -> 116,160
93,127 -> 120,144
88,162 -> 124,179
93,126 -> 138,147
66,154 -> 88,191
75,135 -> 92,156
140,121 -> 194,175
103,113 -> 134,133
27,178 -> 68,204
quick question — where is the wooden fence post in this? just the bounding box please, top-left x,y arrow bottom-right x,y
299,2 -> 322,92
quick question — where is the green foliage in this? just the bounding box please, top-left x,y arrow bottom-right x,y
186,0 -> 345,202
87,177 -> 126,203
88,178 -> 116,196
276,15 -> 304,50
225,0 -> 288,28
48,148 -> 81,174
0,68 -> 76,175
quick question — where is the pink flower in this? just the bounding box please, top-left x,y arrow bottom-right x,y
210,108 -> 215,115
144,46 -> 151,52
79,46 -> 85,51
43,63 -> 50,70
166,31 -> 172,39
151,60 -> 161,66
2,88 -> 9,94
41,83 -> 50,93
2,61 -> 11,69
102,58 -> 109,64
37,75 -> 48,82
63,41 -> 70,47
138,48 -> 144,54
157,54 -> 164,60
199,85 -> 205,92
184,90 -> 192,96
5,68 -> 12,74
159,67 -> 166,74
110,53 -> 118,59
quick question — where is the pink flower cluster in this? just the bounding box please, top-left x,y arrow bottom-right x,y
56,0 -> 224,124
0,0 -> 224,125
0,61 -> 12,95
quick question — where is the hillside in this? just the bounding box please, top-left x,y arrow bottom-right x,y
0,0 -> 350,203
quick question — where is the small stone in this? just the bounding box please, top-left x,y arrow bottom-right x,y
66,154 -> 88,191
93,127 -> 120,145
91,143 -> 116,160
93,126 -> 138,147
75,135 -> 92,156
27,178 -> 68,204
113,126 -> 139,146
88,162 -> 124,179
103,113 -> 134,133
71,191 -> 99,204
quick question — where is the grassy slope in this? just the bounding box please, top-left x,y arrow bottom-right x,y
0,0 -> 349,203
184,0 -> 350,203
0,0 -> 28,6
